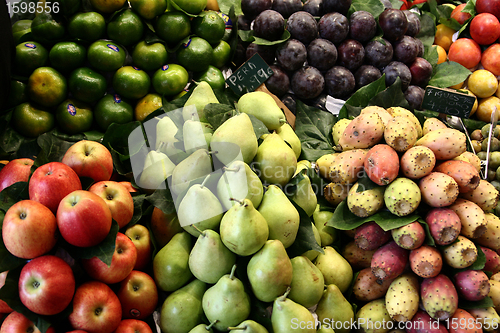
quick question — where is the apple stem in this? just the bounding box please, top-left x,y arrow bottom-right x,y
206,320 -> 219,331
229,264 -> 237,280
200,174 -> 210,188
191,225 -> 205,236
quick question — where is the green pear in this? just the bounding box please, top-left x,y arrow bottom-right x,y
160,279 -> 206,333
220,198 -> 269,256
313,206 -> 337,247
160,141 -> 189,164
201,122 -> 213,146
183,119 -> 209,153
247,239 -> 293,303
237,91 -> 286,130
188,229 -> 237,284
294,160 -> 311,177
155,115 -> 179,150
170,148 -> 213,195
217,160 -> 264,211
139,149 -> 175,191
276,123 -> 301,159
153,231 -> 193,292
288,256 -> 324,309
316,284 -> 354,333
302,222 -> 322,261
254,133 -> 297,187
184,81 -> 219,122
202,265 -> 252,331
228,320 -> 269,333
271,290 -> 316,333
317,326 -> 336,333
290,174 -> 317,217
177,175 -> 223,236
258,185 -> 300,248
210,113 -> 258,165
188,324 -> 214,333
356,298 -> 393,333
315,246 -> 353,293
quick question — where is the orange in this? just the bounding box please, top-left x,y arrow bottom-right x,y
11,19 -> 32,45
49,41 -> 86,73
194,65 -> 225,90
56,99 -> 94,135
135,93 -> 163,121
435,45 -> 447,65
30,12 -> 65,45
27,67 -> 67,108
11,102 -> 55,138
14,41 -> 48,76
468,69 -> 499,98
434,24 -> 456,52
176,37 -> 214,73
94,94 -> 134,131
67,12 -> 106,42
476,96 -> 500,123
107,9 -> 144,47
132,41 -> 168,72
68,67 -> 107,104
7,80 -> 28,109
191,10 -> 226,45
87,40 -> 126,72
112,66 -> 151,100
89,0 -> 126,13
172,0 -> 207,14
152,64 -> 189,96
129,0 -> 167,20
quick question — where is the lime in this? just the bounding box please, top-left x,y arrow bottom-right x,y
217,11 -> 233,41
68,67 -> 107,104
107,9 -> 144,47
14,41 -> 48,77
67,12 -> 106,42
211,40 -> 231,68
89,0 -> 126,13
57,0 -> 82,15
176,37 -> 214,73
156,11 -> 191,45
30,12 -> 65,45
129,0 -> 167,20
12,20 -> 32,45
152,64 -> 189,96
135,93 -> 162,121
173,0 -> 207,15
191,10 -> 225,45
7,80 -> 28,109
56,99 -> 93,135
11,102 -> 55,138
94,94 -> 134,131
132,41 -> 168,72
194,65 -> 225,90
49,41 -> 86,73
112,66 -> 151,100
87,40 -> 126,72
27,67 -> 67,108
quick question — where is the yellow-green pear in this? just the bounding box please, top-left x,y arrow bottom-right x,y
247,240 -> 293,303
294,160 -> 311,177
184,81 -> 219,122
138,150 -> 175,191
317,326 -> 335,333
315,246 -> 353,293
313,206 -> 337,247
210,113 -> 258,165
288,256 -> 324,309
303,222 -> 322,261
153,231 -> 193,292
276,123 -> 301,159
332,118 -> 352,146
316,284 -> 355,333
258,185 -> 300,248
228,320 -> 269,333
160,279 -> 206,333
290,174 -> 317,217
254,133 -> 297,187
237,91 -> 286,130
170,148 -> 213,195
188,324 -> 214,333
220,198 -> 269,256
183,119 -> 208,153
272,290 -> 316,333
156,115 -> 179,150
356,298 -> 393,333
217,160 -> 264,211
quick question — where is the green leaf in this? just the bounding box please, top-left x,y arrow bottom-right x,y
247,114 -> 270,139
254,30 -> 291,46
238,30 -> 254,43
145,183 -> 177,215
83,130 -> 105,142
355,172 -> 381,193
349,0 -> 385,18
424,45 -> 440,68
462,118 -> 487,133
218,0 -> 243,16
469,244 -> 486,271
0,182 -> 30,213
0,211 -> 26,272
462,0 -> 477,16
369,77 -> 410,109
440,17 -> 463,31
339,75 -> 387,118
33,131 -> 75,166
416,12 -> 438,50
390,0 -> 405,9
418,218 -> 436,246
125,194 -> 147,229
204,104 -> 237,131
286,200 -> 324,258
428,62 -> 472,88
459,296 -> 494,310
102,121 -> 142,156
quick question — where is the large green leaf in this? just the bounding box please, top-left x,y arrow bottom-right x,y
428,61 -> 472,88
33,131 -> 75,166
369,77 -> 410,109
339,74 -> 387,118
286,200 -> 324,258
217,0 -> 243,16
0,182 -> 30,213
349,0 -> 385,18
416,11 -> 437,50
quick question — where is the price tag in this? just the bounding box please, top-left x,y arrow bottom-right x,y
226,53 -> 274,96
421,86 -> 476,118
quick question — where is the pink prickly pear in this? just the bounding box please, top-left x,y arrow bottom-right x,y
328,149 -> 368,185
419,172 -> 460,207
407,310 -> 449,333
371,240 -> 409,281
360,106 -> 393,127
410,244 -> 443,278
415,128 -> 467,160
355,221 -> 391,251
384,116 -> 419,152
477,213 -> 500,252
342,240 -> 376,271
400,146 -> 437,180
460,179 -> 500,212
480,246 -> 500,274
426,208 -> 461,246
391,221 -> 426,250
364,144 -> 400,185
442,235 -> 478,269
338,112 -> 385,150
449,198 -> 487,239
449,309 -> 483,333
421,274 -> 459,321
352,267 -> 394,302
454,270 -> 491,301
434,160 -> 481,194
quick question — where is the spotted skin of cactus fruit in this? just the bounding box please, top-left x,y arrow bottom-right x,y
453,151 -> 482,173
391,221 -> 425,250
384,177 -> 422,217
356,298 -> 393,333
442,235 -> 478,269
385,273 -> 420,322
477,213 -> 500,252
415,128 -> 467,160
421,274 -> 459,321
480,246 -> 500,274
434,160 -> 481,194
468,307 -> 500,332
422,117 -> 447,135
489,280 -> 500,312
409,244 -> 443,278
347,182 -> 385,218
342,240 -> 377,271
449,198 -> 488,239
353,267 -> 393,302
364,144 -> 400,186
460,179 -> 500,212
338,113 -> 384,150
419,172 -> 460,207
360,105 -> 393,127
323,182 -> 350,206
371,240 -> 409,281
426,207 -> 462,246
386,106 -> 423,138
384,116 -> 418,153
400,146 -> 436,179
354,221 -> 391,251
328,149 -> 367,185
449,309 -> 483,333
332,119 -> 351,146
454,270 -> 490,301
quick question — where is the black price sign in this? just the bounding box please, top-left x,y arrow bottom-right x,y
226,53 -> 274,96
421,86 -> 476,118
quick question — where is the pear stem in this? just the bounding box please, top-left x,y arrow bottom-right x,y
200,174 -> 211,188
229,264 -> 237,280
157,141 -> 165,151
277,286 -> 291,303
229,198 -> 244,206
206,320 -> 218,331
279,118 -> 287,124
191,225 -> 205,236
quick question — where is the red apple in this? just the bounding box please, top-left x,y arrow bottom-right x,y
0,271 -> 13,314
0,311 -> 56,333
81,232 -> 137,284
470,13 -> 500,45
66,331 -> 88,333
119,181 -> 139,193
18,255 -> 75,315
29,162 -> 82,214
62,140 -> 114,183
2,200 -> 57,259
68,280 -> 122,333
88,181 -> 134,229
481,43 -> 500,76
114,319 -> 153,333
116,270 -> 158,320
476,0 -> 500,21
125,224 -> 152,271
0,158 -> 34,192
150,207 -> 183,248
57,190 -> 112,248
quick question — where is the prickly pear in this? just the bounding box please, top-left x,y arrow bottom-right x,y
449,198 -> 487,239
371,240 -> 409,281
384,116 -> 418,152
476,213 -> 500,251
391,221 -> 425,250
409,244 -> 443,278
364,144 -> 400,185
468,307 -> 500,332
421,274 -> 459,320
342,240 -> 377,270
415,128 -> 467,160
480,246 -> 500,274
448,309 -> 482,333
356,298 -> 393,333
332,119 -> 352,146
460,179 -> 500,211
384,177 -> 422,216
434,160 -> 480,193
419,172 -> 459,207
422,117 -> 447,135
328,149 -> 368,185
354,221 -> 391,251
426,207 -> 462,245
352,267 -> 394,302
323,182 -> 350,206
400,146 -> 436,179
360,106 -> 393,126
387,106 -> 423,138
454,270 -> 490,301
407,310 -> 448,333
338,113 -> 385,150
442,235 -> 478,269
385,272 -> 420,322
453,151 -> 482,173
347,182 -> 385,218
316,153 -> 338,179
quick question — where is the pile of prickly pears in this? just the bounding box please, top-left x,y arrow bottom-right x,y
315,107 -> 500,331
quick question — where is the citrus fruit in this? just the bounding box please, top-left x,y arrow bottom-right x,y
94,94 -> 134,131
107,9 -> 144,47
447,38 -> 482,70
176,37 -> 214,73
12,20 -> 32,45
129,0 -> 167,20
206,0 -> 219,11
30,12 -> 65,45
11,102 -> 55,138
132,41 -> 168,72
27,67 -> 67,108
14,41 -> 48,77
49,41 -> 86,73
449,81 -> 464,89
112,66 -> 151,100
152,64 -> 189,96
67,12 -> 106,42
435,45 -> 447,65
135,93 -> 162,121
68,67 -> 107,104
461,89 -> 478,117
191,10 -> 226,45
218,12 -> 233,41
451,3 -> 472,25
89,0 -> 126,14
476,96 -> 500,122
172,0 -> 207,15
211,39 -> 231,68
155,11 -> 191,45
467,69 -> 499,98
434,24 -> 456,52
87,40 -> 126,72
194,65 -> 225,90
7,80 -> 28,109
56,99 -> 94,134
57,0 -> 82,15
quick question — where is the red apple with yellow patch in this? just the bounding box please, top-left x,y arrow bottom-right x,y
114,319 -> 153,333
0,158 -> 34,192
116,270 -> 158,320
88,181 -> 134,229
62,140 -> 113,182
0,271 -> 12,314
0,311 -> 56,333
125,224 -> 152,270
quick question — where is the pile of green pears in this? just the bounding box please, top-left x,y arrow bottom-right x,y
135,82 -> 353,333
